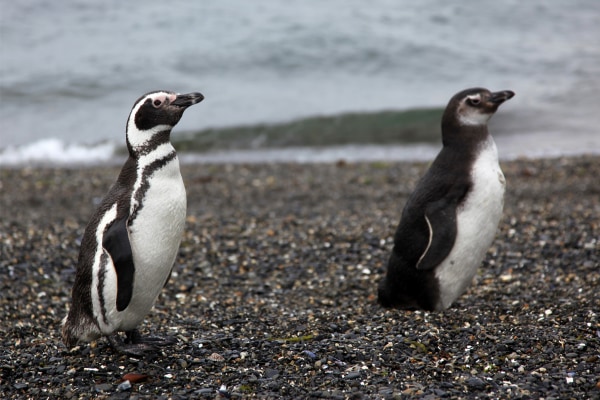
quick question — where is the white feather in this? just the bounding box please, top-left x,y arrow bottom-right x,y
90,203 -> 118,335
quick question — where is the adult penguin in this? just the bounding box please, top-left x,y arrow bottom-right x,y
62,90 -> 204,355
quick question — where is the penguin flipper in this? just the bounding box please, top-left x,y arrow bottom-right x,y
415,199 -> 458,270
103,216 -> 135,311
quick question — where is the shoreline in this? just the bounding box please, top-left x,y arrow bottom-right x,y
2,105 -> 600,167
1,155 -> 599,398
2,142 -> 600,168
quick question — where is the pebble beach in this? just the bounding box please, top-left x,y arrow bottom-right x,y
1,155 -> 599,399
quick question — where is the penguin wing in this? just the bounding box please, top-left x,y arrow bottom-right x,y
413,171 -> 473,271
102,216 -> 135,311
414,197 -> 458,270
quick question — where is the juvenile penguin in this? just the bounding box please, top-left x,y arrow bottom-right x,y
62,90 -> 204,355
378,87 -> 514,311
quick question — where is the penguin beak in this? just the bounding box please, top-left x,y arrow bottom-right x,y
171,92 -> 204,108
488,90 -> 515,104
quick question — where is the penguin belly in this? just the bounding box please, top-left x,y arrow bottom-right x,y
433,141 -> 505,310
118,162 -> 186,331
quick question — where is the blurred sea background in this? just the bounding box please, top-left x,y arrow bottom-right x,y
1,0 -> 599,165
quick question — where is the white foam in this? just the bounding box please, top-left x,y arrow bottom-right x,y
0,138 -> 117,166
1,133 -> 599,167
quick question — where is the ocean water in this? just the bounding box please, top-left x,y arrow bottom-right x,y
1,0 -> 599,165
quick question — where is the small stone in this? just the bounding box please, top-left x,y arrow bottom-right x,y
264,369 -> 280,379
465,377 -> 486,390
207,352 -> 225,362
95,383 -> 112,392
122,372 -> 149,383
345,372 -> 361,380
303,350 -> 317,359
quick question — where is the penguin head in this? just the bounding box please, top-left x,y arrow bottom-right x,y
126,90 -> 204,152
443,87 -> 514,128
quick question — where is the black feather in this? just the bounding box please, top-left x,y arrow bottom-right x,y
103,216 -> 135,311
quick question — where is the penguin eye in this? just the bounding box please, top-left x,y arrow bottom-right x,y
153,99 -> 162,108
467,97 -> 481,106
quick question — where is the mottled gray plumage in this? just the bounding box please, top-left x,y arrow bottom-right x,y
378,88 -> 514,311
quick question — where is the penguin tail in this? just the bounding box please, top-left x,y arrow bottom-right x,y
377,276 -> 424,310
61,320 -> 78,349
377,277 -> 409,308
376,281 -> 395,308
61,311 -> 101,349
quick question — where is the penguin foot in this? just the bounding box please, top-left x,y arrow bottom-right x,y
107,330 -> 176,357
107,334 -> 154,357
125,329 -> 177,346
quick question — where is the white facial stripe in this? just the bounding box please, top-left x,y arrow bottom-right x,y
456,94 -> 492,126
91,203 -> 118,333
126,124 -> 172,149
129,93 -> 167,121
458,111 -> 492,126
467,94 -> 481,103
126,91 -> 176,148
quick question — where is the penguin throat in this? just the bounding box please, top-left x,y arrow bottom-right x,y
441,124 -> 489,148
457,112 -> 492,126
126,125 -> 173,157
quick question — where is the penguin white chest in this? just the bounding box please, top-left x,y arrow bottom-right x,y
130,162 -> 186,268
124,157 -> 186,327
434,140 -> 505,310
